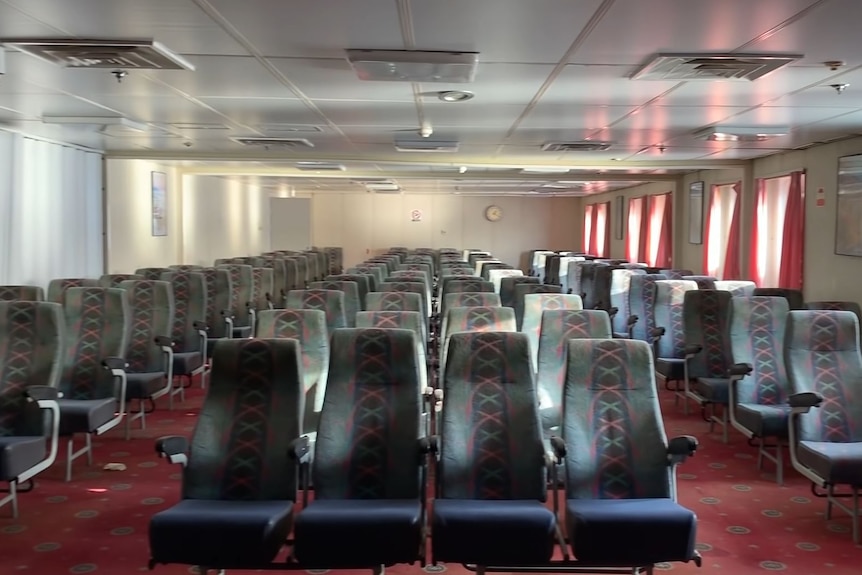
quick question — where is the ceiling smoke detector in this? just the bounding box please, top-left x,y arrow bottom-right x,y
438,90 -> 475,102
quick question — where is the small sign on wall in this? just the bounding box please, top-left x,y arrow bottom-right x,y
816,187 -> 825,207
410,209 -> 423,222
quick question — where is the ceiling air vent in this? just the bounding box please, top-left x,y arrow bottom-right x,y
231,137 -> 315,149
631,53 -> 802,81
0,39 -> 194,70
395,139 -> 460,152
346,49 -> 479,83
296,161 -> 345,171
541,141 -> 613,152
257,124 -> 324,133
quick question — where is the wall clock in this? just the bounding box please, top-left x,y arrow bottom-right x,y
484,205 -> 503,222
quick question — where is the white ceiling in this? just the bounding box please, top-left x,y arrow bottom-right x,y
1,0 -> 861,195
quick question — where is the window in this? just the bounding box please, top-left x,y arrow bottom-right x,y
626,196 -> 645,262
594,202 -> 608,257
704,183 -> 739,278
751,172 -> 805,288
583,204 -> 594,253
646,193 -> 672,267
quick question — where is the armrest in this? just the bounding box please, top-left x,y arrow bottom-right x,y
627,314 -> 639,328
155,435 -> 189,466
649,327 -> 666,339
289,436 -> 310,463
102,357 -> 128,371
728,363 -> 753,378
668,435 -> 698,465
154,335 -> 175,349
549,435 -> 567,460
419,435 -> 439,460
220,309 -> 235,318
683,343 -> 703,358
25,386 -> 60,402
607,306 -> 619,318
193,320 -> 209,332
789,391 -> 823,413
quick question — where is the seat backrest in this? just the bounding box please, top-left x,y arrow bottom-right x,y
610,268 -> 646,335
217,264 -> 255,328
365,291 -> 423,315
355,311 -> 428,389
659,269 -> 694,280
256,309 -> 328,415
513,283 -> 562,330
785,310 -> 862,442
0,285 -> 45,302
0,301 -> 64,436
563,339 -> 672,499
200,268 -> 233,339
536,310 -> 612,433
806,301 -> 862,325
281,257 -> 301,292
60,287 -> 131,400
251,267 -> 274,311
753,288 -> 804,310
119,280 -> 176,373
729,296 -> 790,406
500,276 -> 541,308
577,262 -> 609,309
47,278 -> 99,304
444,306 -> 517,341
134,267 -> 171,281
682,289 -> 732,379
313,328 -> 423,500
285,289 -> 346,334
98,274 -> 145,288
327,274 -> 370,309
160,271 -> 208,354
654,280 -> 698,359
183,339 -> 303,501
522,294 -> 584,371
440,331 -> 545,500
682,275 -> 717,290
628,274 -> 667,342
168,265 -> 203,272
380,280 -> 428,319
443,291 -> 501,311
714,280 -> 756,296
489,269 -> 524,294
310,280 -> 360,327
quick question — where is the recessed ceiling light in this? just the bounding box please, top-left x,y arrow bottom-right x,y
438,90 -> 475,103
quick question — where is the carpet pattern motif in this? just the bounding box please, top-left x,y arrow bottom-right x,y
2,388 -> 862,575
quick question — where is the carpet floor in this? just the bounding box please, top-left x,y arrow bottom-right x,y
2,386 -> 862,575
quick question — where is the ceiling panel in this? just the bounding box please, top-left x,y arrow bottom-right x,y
200,97 -> 327,126
0,2 -> 65,35
1,0 -> 247,55
91,96 -> 232,124
150,56 -> 301,99
0,93 -> 123,118
269,57 -> 415,102
570,0 -> 820,66
610,105 -> 751,132
409,0 -> 605,64
205,0 -> 404,58
315,101 -> 419,126
533,65 -> 680,107
424,102 -> 528,128
432,63 -> 556,105
766,66 -> 862,107
720,106 -> 859,128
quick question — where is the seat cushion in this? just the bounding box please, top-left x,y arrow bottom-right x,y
797,441 -> 862,485
432,499 -> 555,565
567,498 -> 697,566
692,377 -> 729,404
58,398 -> 117,435
736,403 -> 790,438
655,358 -> 685,381
126,372 -> 166,400
172,351 -> 203,375
233,326 -> 252,338
0,436 -> 47,481
294,499 -> 421,568
149,499 -> 294,568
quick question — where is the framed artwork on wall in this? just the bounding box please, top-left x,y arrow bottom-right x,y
151,171 -> 167,237
836,153 -> 862,257
688,180 -> 704,245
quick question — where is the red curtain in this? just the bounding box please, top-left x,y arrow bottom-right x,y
722,181 -> 742,279
638,197 -> 649,263
654,193 -> 673,268
583,204 -> 594,253
778,171 -> 805,290
748,178 -> 765,285
702,185 -> 717,274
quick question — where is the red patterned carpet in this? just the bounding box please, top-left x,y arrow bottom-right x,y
2,386 -> 862,575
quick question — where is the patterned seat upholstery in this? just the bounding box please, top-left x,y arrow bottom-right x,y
654,280 -> 698,387
714,280 -> 756,296
480,261 -> 508,280
489,269 -> 524,294
786,310 -> 862,543
806,300 -> 862,324
565,260 -> 586,298
285,289 -> 346,335
681,290 -> 733,440
561,339 -> 699,567
628,274 -> 667,343
46,278 -> 99,304
217,264 -> 256,337
294,328 -> 427,568
281,257 -> 301,292
288,255 -> 309,288
659,269 -> 695,280
200,268 -> 234,358
381,280 -> 429,320
0,285 -> 44,301
500,276 -> 541,309
513,284 -> 562,330
441,306 -> 517,372
98,274 -> 145,288
256,309 -> 328,431
254,258 -> 287,307
327,274 -> 371,310
682,275 -> 717,290
522,294 -> 584,372
356,311 -> 428,391
148,339 -> 305,569
57,287 -> 131,481
753,288 -> 804,310
119,280 -> 176,429
309,280 -> 359,327
434,331 -> 555,566
727,296 -> 792,483
347,266 -> 382,291
442,291 -> 501,320
0,301 -> 64,518
536,310 -> 612,437
610,268 -> 646,337
135,267 -> 172,281
591,265 -> 622,311
251,267 -> 275,312
160,271 -> 208,390
167,265 -> 204,272
577,262 -> 609,309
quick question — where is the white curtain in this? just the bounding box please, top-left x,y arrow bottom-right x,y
705,184 -> 738,278
0,132 -> 103,288
594,202 -> 608,257
646,193 -> 667,267
755,176 -> 791,287
626,196 -> 643,262
583,204 -> 594,253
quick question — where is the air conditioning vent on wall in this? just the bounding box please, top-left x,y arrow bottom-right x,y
631,53 -> 802,81
541,141 -> 613,152
0,39 -> 195,70
232,137 -> 315,149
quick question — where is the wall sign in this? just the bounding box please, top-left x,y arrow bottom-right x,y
816,187 -> 825,207
411,209 -> 422,222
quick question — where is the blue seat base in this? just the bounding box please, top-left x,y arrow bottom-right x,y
432,499 -> 556,565
149,499 -> 293,568
567,498 -> 697,566
798,440 -> 862,485
293,499 -> 422,568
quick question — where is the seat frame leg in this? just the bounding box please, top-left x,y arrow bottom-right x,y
0,481 -> 18,519
65,434 -> 93,482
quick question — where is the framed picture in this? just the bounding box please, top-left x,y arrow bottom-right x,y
835,153 -> 862,257
151,171 -> 167,237
614,195 -> 624,240
688,180 -> 705,244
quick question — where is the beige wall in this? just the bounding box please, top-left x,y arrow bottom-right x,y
310,194 -> 581,269
105,160 -> 182,273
